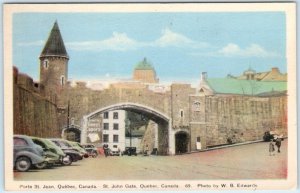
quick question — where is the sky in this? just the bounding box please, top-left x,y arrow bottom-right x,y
13,12 -> 286,85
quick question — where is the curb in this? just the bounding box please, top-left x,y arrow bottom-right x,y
190,139 -> 264,153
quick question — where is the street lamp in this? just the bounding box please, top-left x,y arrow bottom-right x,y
125,117 -> 132,147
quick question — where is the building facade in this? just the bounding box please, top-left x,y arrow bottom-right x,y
101,110 -> 126,151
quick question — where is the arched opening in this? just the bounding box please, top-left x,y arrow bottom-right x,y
82,103 -> 170,155
62,126 -> 81,142
175,131 -> 189,154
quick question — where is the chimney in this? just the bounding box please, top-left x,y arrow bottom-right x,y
201,72 -> 207,81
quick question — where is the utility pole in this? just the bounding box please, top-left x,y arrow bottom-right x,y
67,100 -> 70,129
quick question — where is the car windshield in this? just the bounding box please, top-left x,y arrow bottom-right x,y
32,138 -> 47,149
60,141 -> 72,148
77,143 -> 83,148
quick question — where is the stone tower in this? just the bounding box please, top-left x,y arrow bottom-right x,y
133,57 -> 159,83
39,21 -> 69,107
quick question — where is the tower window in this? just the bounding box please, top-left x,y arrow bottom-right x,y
60,75 -> 65,85
180,110 -> 184,118
43,60 -> 49,69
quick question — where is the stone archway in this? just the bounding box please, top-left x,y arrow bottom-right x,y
81,102 -> 173,155
175,131 -> 189,154
62,125 -> 81,142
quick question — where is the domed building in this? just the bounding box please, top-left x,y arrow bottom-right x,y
132,57 -> 159,84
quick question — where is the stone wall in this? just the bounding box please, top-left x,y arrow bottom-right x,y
189,94 -> 287,151
170,84 -> 196,127
13,67 -> 61,137
67,83 -> 171,127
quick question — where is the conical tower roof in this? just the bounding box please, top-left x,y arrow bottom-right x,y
40,21 -> 69,59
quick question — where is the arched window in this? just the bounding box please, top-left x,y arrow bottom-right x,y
180,109 -> 184,118
43,59 -> 49,69
60,75 -> 65,85
193,101 -> 201,111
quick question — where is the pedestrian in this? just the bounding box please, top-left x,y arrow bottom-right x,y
144,145 -> 149,156
103,144 -> 109,157
269,140 -> 275,156
275,137 -> 282,153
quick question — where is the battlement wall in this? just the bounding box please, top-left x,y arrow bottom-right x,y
13,67 -> 61,137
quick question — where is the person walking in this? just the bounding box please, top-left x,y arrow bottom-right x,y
275,137 -> 282,153
103,144 -> 109,157
269,140 -> 275,156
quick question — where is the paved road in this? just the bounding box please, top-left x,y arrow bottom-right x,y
14,141 -> 287,180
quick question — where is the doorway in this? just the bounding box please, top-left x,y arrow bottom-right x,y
175,132 -> 189,154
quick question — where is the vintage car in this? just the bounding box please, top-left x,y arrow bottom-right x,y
43,138 -> 66,165
110,145 -> 121,156
70,141 -> 89,158
82,144 -> 98,157
123,147 -> 137,156
13,135 -> 45,172
48,138 -> 82,165
30,136 -> 60,169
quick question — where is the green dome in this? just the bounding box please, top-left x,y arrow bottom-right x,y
135,58 -> 154,70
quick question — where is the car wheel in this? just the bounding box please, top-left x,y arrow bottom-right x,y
47,163 -> 54,168
35,162 -> 47,169
15,156 -> 31,172
62,155 -> 72,166
92,152 -> 97,158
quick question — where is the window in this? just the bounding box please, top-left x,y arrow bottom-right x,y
43,60 -> 49,69
193,101 -> 201,111
113,145 -> 118,148
60,75 -> 65,85
103,134 -> 109,143
13,138 -> 27,146
113,135 -> 119,143
103,112 -> 109,119
113,112 -> 118,119
180,110 -> 184,118
197,137 -> 201,142
32,139 -> 46,149
103,123 -> 109,130
113,123 -> 119,130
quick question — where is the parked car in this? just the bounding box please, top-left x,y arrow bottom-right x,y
13,135 -> 45,172
30,136 -> 60,169
48,138 -> 82,165
70,141 -> 88,158
123,147 -> 137,156
110,146 -> 121,156
43,138 -> 66,165
82,144 -> 98,158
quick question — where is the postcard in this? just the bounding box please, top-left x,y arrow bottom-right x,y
3,2 -> 297,191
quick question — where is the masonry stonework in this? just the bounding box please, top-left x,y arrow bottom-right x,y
13,67 -> 61,138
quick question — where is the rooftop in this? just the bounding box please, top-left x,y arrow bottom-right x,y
206,78 -> 287,95
40,21 -> 69,59
134,58 -> 155,70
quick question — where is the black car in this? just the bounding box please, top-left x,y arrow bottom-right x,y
123,147 -> 137,156
48,138 -> 82,165
82,144 -> 98,158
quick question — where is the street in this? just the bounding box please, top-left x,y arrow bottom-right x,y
14,141 -> 287,180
